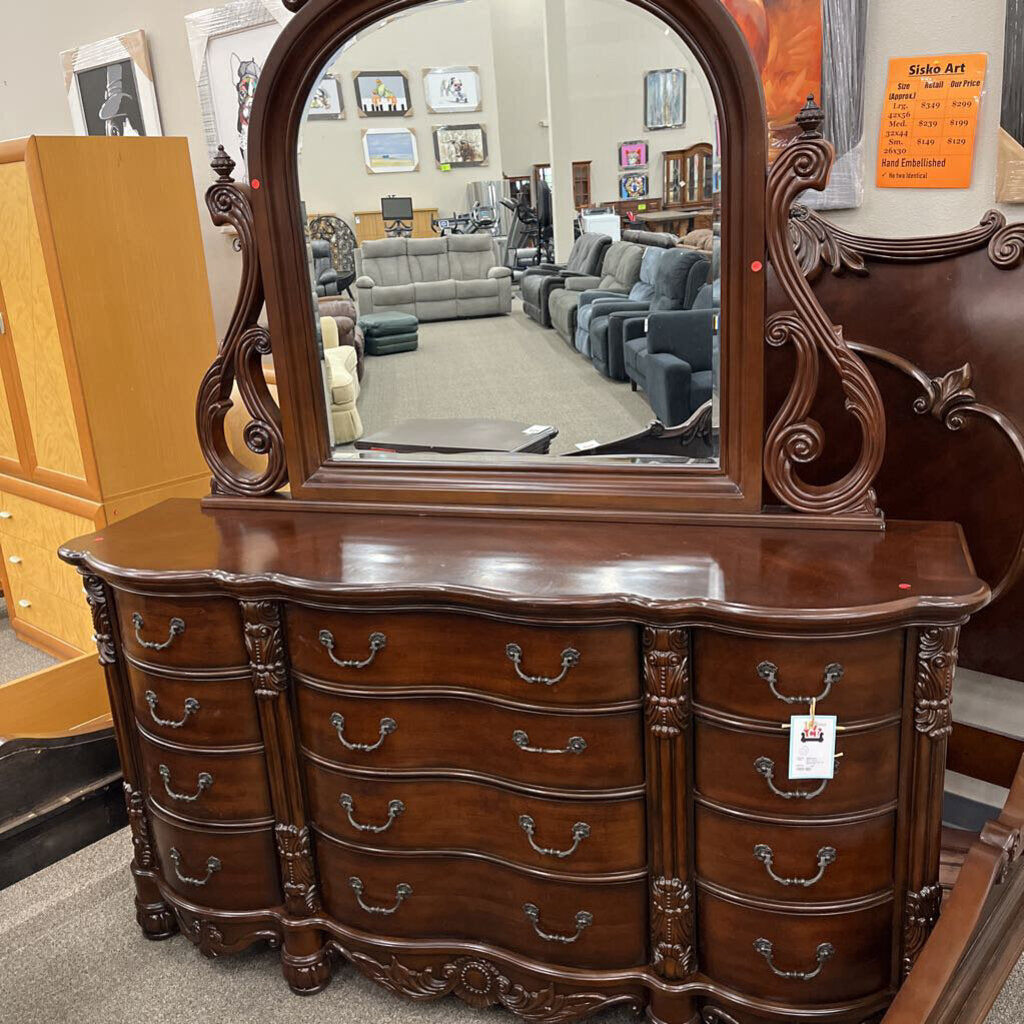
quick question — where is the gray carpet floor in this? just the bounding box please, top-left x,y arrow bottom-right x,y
0,829 -> 1021,1024
0,597 -> 58,685
343,301 -> 655,456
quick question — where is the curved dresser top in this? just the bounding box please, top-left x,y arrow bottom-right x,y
59,500 -> 989,630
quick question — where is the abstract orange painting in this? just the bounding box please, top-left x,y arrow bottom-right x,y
721,0 -> 823,159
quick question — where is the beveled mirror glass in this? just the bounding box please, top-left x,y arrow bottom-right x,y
295,0 -> 722,467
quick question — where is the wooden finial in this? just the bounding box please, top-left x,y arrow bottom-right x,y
211,145 -> 236,183
796,95 -> 825,138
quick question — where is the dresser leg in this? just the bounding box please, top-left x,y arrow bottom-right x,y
647,990 -> 697,1024
281,929 -> 332,995
132,873 -> 178,941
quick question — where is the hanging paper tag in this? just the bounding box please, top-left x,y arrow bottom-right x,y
788,714 -> 837,780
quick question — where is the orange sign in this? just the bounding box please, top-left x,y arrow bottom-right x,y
877,54 -> 987,189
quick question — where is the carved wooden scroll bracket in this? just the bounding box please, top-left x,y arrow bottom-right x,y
765,97 -> 886,518
196,148 -> 288,497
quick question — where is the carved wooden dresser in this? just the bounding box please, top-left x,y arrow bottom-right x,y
54,0 -> 1024,1021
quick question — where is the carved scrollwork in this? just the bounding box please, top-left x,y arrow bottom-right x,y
241,600 -> 289,698
196,148 -> 287,497
914,627 -> 959,739
788,204 -> 867,280
651,877 -> 694,977
79,572 -> 117,665
901,884 -> 942,979
123,781 -> 154,872
989,219 -> 1024,269
343,951 -> 639,1022
176,908 -> 281,959
765,98 -> 886,517
275,823 -> 321,915
702,1010 -> 742,1024
642,628 -> 689,738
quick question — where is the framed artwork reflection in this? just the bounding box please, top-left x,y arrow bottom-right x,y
619,173 -> 649,200
307,74 -> 344,120
619,140 -> 649,169
423,67 -> 482,113
354,71 -> 412,117
61,29 -> 162,137
362,129 -> 419,173
432,124 -> 488,168
644,68 -> 686,130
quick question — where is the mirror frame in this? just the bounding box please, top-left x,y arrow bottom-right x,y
243,0 -> 767,519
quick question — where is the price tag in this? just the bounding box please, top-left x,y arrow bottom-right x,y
788,714 -> 837,780
523,424 -> 552,435
574,439 -> 600,450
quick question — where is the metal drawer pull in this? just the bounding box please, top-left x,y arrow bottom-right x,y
505,643 -> 580,686
145,691 -> 200,729
522,903 -> 593,944
8,555 -> 21,565
753,938 -> 835,981
132,613 -> 186,652
349,876 -> 412,915
512,729 -> 587,755
159,765 -> 213,803
756,660 -> 843,705
754,844 -> 837,887
330,712 -> 396,752
519,815 -> 590,859
339,794 -> 405,833
0,511 -> 11,519
168,848 -> 221,887
17,599 -> 30,609
754,756 -> 838,800
319,629 -> 387,669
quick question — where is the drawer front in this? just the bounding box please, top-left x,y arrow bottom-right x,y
139,732 -> 272,824
128,664 -> 262,748
693,631 -> 904,722
316,837 -> 648,969
287,607 -> 640,706
149,806 -> 281,911
697,889 -> 893,1004
0,489 -> 95,552
694,720 -> 899,817
115,592 -> 249,669
4,576 -> 92,651
304,761 -> 646,873
695,804 -> 896,903
4,537 -> 89,605
297,685 -> 643,791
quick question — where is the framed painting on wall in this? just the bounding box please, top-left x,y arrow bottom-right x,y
362,129 -> 419,173
619,173 -> 649,200
998,0 -> 1024,201
644,69 -> 686,130
307,74 -> 344,120
354,72 -> 412,117
432,124 -> 488,168
423,67 -> 482,113
185,0 -> 291,177
61,29 -> 162,137
619,140 -> 649,169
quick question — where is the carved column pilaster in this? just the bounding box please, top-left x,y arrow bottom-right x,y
902,625 -> 960,979
79,570 -> 177,939
643,627 -> 694,980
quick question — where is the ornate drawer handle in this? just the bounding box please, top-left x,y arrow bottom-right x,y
519,815 -> 590,859
339,794 -> 405,833
145,690 -> 200,729
168,848 -> 221,887
330,712 -> 397,752
132,613 -> 186,652
319,629 -> 387,669
753,843 -> 837,887
505,643 -> 580,686
753,756 -> 839,800
512,729 -> 587,755
522,903 -> 593,944
753,938 -> 835,981
756,660 -> 843,705
158,765 -> 213,803
349,876 -> 412,915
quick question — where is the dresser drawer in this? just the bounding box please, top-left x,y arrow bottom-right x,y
139,732 -> 272,824
296,684 -> 643,791
4,537 -> 88,605
693,631 -> 904,722
695,804 -> 896,903
316,836 -> 648,969
287,607 -> 639,706
694,720 -> 900,817
128,664 -> 262,748
149,806 -> 281,911
697,889 -> 894,1004
4,578 -> 93,651
304,761 -> 646,873
115,592 -> 249,669
0,489 -> 95,552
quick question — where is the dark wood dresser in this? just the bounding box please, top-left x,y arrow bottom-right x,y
60,502 -> 988,1023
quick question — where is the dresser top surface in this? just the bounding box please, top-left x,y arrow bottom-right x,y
60,500 -> 988,628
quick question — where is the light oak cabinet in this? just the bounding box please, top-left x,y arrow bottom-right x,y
0,137 -> 217,657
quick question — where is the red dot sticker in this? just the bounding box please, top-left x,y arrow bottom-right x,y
251,179 -> 261,190
750,260 -> 763,273
898,583 -> 912,590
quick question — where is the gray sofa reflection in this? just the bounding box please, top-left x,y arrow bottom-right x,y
355,235 -> 512,320
520,232 -> 612,327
